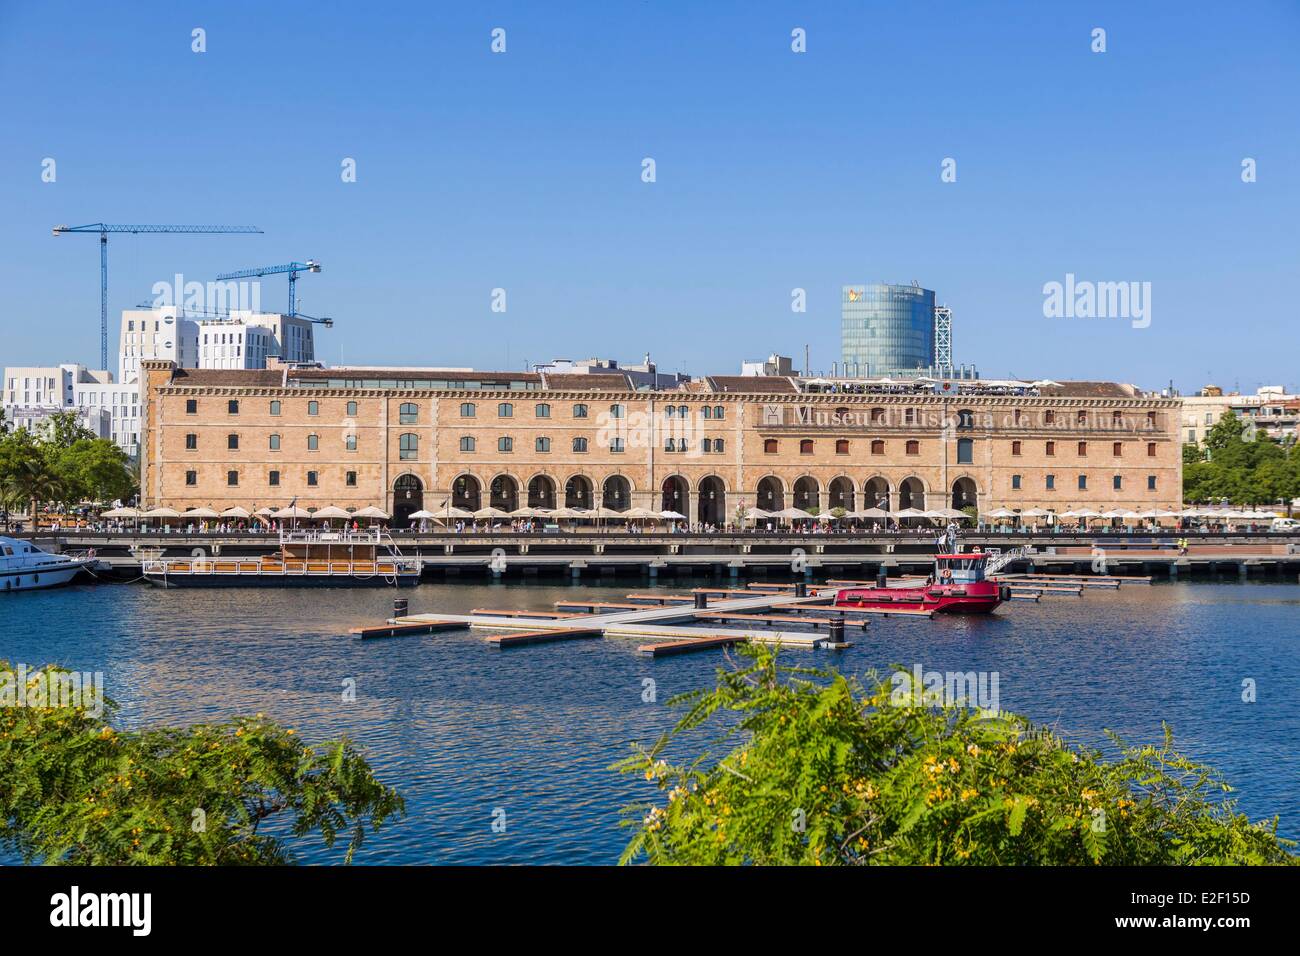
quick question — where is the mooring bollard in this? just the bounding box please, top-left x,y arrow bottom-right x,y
694,592 -> 708,609
394,598 -> 409,617
794,581 -> 807,597
828,617 -> 845,643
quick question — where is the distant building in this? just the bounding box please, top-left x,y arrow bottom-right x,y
532,356 -> 687,390
1180,386 -> 1298,445
741,354 -> 796,377
841,282 -> 937,378
2,364 -> 139,456
120,308 -> 319,382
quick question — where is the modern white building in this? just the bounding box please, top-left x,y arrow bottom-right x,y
118,306 -> 200,385
2,364 -> 140,457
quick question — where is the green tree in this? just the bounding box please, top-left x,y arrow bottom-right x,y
616,645 -> 1296,865
52,438 -> 135,504
0,662 -> 404,864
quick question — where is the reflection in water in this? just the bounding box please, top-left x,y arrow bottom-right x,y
2,578 -> 1297,862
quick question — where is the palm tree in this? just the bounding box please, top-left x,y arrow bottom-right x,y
13,458 -> 64,528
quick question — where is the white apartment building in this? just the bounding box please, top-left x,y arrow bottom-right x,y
1181,385 -> 1298,445
2,364 -> 141,458
118,307 -> 200,385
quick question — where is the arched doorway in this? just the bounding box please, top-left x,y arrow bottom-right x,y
393,474 -> 424,523
602,475 -> 631,512
864,476 -> 890,511
828,476 -> 855,512
899,477 -> 925,510
565,475 -> 593,509
793,476 -> 820,512
697,476 -> 726,526
756,476 -> 784,511
452,474 -> 481,511
951,477 -> 977,512
527,475 -> 556,510
490,475 -> 519,512
661,475 -> 688,515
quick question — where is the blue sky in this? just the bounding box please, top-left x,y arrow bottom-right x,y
2,0 -> 1297,392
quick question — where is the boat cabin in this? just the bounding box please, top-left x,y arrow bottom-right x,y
934,553 -> 990,584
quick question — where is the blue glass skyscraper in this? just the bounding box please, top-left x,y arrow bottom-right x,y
841,283 -> 936,377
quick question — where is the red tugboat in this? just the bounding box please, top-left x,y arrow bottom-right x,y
834,552 -> 1011,615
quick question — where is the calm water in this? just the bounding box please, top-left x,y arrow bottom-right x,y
3,576 -> 1298,863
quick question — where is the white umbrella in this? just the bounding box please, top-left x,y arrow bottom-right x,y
983,508 -> 1018,519
473,506 -> 511,519
1062,509 -> 1101,518
508,506 -> 551,518
354,506 -> 391,520
141,507 -> 180,519
1100,509 -> 1136,519
772,507 -> 814,522
893,508 -> 927,519
595,506 -> 628,519
1020,508 -> 1051,518
182,507 -> 220,519
101,506 -> 140,518
854,507 -> 891,520
220,506 -> 251,519
312,506 -> 353,520
623,506 -> 662,520
932,507 -> 969,520
438,505 -> 475,520
274,506 -> 312,519
550,507 -> 588,519
660,510 -> 687,520
254,506 -> 278,516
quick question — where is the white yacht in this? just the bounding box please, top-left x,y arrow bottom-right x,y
0,536 -> 96,592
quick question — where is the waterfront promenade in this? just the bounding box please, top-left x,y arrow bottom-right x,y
25,528 -> 1300,582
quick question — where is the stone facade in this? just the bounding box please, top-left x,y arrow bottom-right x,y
140,361 -> 1183,522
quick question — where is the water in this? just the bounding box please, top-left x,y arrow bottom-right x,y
2,577 -> 1298,863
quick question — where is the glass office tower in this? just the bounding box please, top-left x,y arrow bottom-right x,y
841,283 -> 936,377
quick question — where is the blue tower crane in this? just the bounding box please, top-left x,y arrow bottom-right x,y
52,223 -> 263,371
215,260 -> 322,319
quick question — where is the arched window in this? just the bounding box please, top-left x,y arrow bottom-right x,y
460,436 -> 476,452
764,438 -> 778,454
399,402 -> 418,424
701,406 -> 711,419
536,436 -> 550,452
307,400 -> 319,416
835,439 -> 849,455
799,439 -> 814,454
871,439 -> 885,455
573,403 -> 589,418
535,403 -> 551,418
269,434 -> 280,450
610,403 -> 625,419
498,402 -> 513,418
399,433 -> 418,460
269,400 -> 281,416
347,401 -> 358,417
306,434 -> 318,451
346,434 -> 357,451
460,402 -> 476,417
714,438 -> 725,452
713,405 -> 724,419
905,440 -> 919,455
956,437 -> 973,464
677,405 -> 688,418
498,436 -> 513,452
871,407 -> 886,424
667,406 -> 677,418
573,437 -> 588,452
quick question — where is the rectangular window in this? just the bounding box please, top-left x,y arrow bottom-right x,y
307,434 -> 319,451
186,399 -> 197,414
1147,442 -> 1156,457
573,404 -> 588,418
185,433 -> 197,450
460,436 -> 475,452
1113,441 -> 1123,456
1113,475 -> 1122,490
270,400 -> 281,416
269,470 -> 280,486
1046,474 -> 1055,490
346,435 -> 357,451
905,440 -> 919,455
1011,440 -> 1022,456
228,400 -> 239,414
1077,441 -> 1087,456
307,471 -> 318,487
536,437 -> 550,452
1078,475 -> 1087,490
1147,475 -> 1156,490
1011,474 -> 1021,490
185,470 -> 197,486
227,434 -> 239,450
956,438 -> 973,464
1045,441 -> 1055,456
347,471 -> 357,487
498,437 -> 513,453
347,401 -> 358,417
227,470 -> 238,486
308,400 -> 319,416
269,434 -> 280,450
610,437 -> 625,452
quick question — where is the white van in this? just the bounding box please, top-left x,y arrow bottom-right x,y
1271,517 -> 1300,532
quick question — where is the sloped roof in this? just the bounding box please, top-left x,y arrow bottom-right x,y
704,376 -> 799,394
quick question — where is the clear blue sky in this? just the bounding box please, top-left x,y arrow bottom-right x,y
2,0 -> 1297,393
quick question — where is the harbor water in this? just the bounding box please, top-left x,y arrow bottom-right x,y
2,577 -> 1297,863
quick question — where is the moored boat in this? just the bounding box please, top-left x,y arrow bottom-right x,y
833,552 -> 1010,614
0,536 -> 98,592
142,529 -> 421,587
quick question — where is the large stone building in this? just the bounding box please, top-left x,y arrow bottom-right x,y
139,361 -> 1183,522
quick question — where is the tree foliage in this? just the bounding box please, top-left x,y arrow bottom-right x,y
0,662 -> 405,864
0,411 -> 136,515
615,645 -> 1296,865
1183,411 -> 1300,506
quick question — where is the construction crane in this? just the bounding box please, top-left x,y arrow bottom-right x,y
214,261 -> 321,319
52,223 -> 263,371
